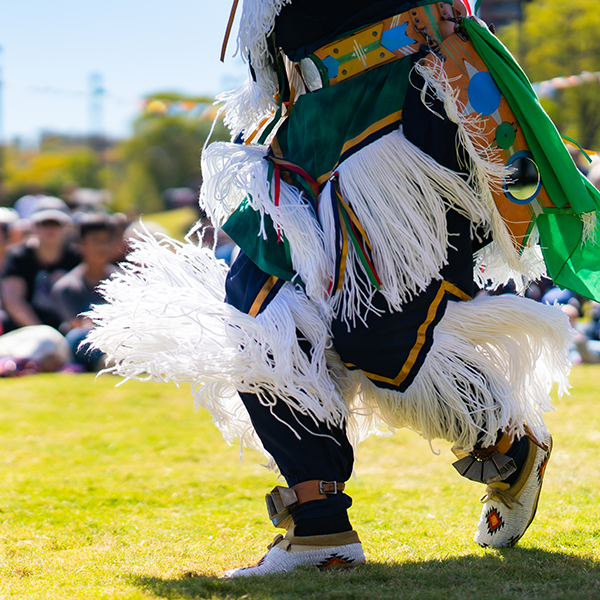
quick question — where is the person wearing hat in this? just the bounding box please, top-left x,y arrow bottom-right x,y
0,200 -> 80,333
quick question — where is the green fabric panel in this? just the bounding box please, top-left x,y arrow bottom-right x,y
537,214 -> 600,302
463,18 -> 600,216
275,56 -> 412,181
222,198 -> 298,283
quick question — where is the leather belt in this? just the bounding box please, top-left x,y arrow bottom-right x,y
298,1 -> 456,92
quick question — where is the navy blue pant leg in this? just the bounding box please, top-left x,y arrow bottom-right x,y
224,75 -> 486,523
226,253 -> 354,521
237,391 -> 354,520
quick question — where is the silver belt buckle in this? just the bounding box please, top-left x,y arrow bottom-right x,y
319,480 -> 338,494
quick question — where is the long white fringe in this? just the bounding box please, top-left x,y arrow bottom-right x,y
473,239 -> 547,293
345,294 -> 571,450
87,236 -> 571,458
200,142 -> 270,227
319,127 -> 492,324
202,127 -> 547,324
200,141 -> 330,304
236,0 -> 291,98
582,211 -> 598,245
413,58 -> 543,285
218,56 -> 306,145
85,232 -> 346,457
218,0 -> 293,141
217,80 -> 277,143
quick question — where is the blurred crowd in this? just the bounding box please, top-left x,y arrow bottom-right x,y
0,192 -> 134,376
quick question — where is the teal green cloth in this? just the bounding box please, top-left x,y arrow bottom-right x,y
222,198 -> 298,283
275,56 -> 412,182
463,18 -> 600,301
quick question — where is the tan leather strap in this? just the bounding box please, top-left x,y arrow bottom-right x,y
292,480 -> 346,505
472,431 -> 514,459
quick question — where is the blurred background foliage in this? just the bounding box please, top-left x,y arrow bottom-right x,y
3,92 -> 229,215
2,0 -> 600,214
499,0 -> 600,149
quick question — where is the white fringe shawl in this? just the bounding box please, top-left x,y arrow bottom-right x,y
344,294 -> 572,450
200,141 -> 330,305
413,57 -> 545,290
85,232 -> 347,456
319,127 -> 492,325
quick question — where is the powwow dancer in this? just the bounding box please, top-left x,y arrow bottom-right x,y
87,0 -> 600,576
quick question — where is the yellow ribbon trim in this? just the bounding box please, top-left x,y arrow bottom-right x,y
248,276 -> 279,318
343,281 -> 471,386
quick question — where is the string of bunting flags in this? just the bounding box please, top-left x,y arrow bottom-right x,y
533,70 -> 600,98
141,69 -> 600,119
141,98 -> 220,120
9,67 -> 600,120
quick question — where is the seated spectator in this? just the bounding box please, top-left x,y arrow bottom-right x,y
561,304 -> 600,365
0,207 -> 19,271
0,208 -> 20,335
0,324 -> 72,376
541,285 -> 577,308
0,199 -> 80,333
109,212 -> 131,264
51,213 -> 119,370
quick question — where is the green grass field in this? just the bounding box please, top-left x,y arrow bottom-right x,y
1,366 -> 599,599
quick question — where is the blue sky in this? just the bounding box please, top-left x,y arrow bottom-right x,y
1,0 -> 246,143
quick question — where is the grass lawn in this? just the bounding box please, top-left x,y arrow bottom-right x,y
0,366 -> 599,599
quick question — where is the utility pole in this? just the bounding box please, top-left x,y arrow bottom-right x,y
88,72 -> 104,153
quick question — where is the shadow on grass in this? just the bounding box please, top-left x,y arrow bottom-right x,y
130,549 -> 600,600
